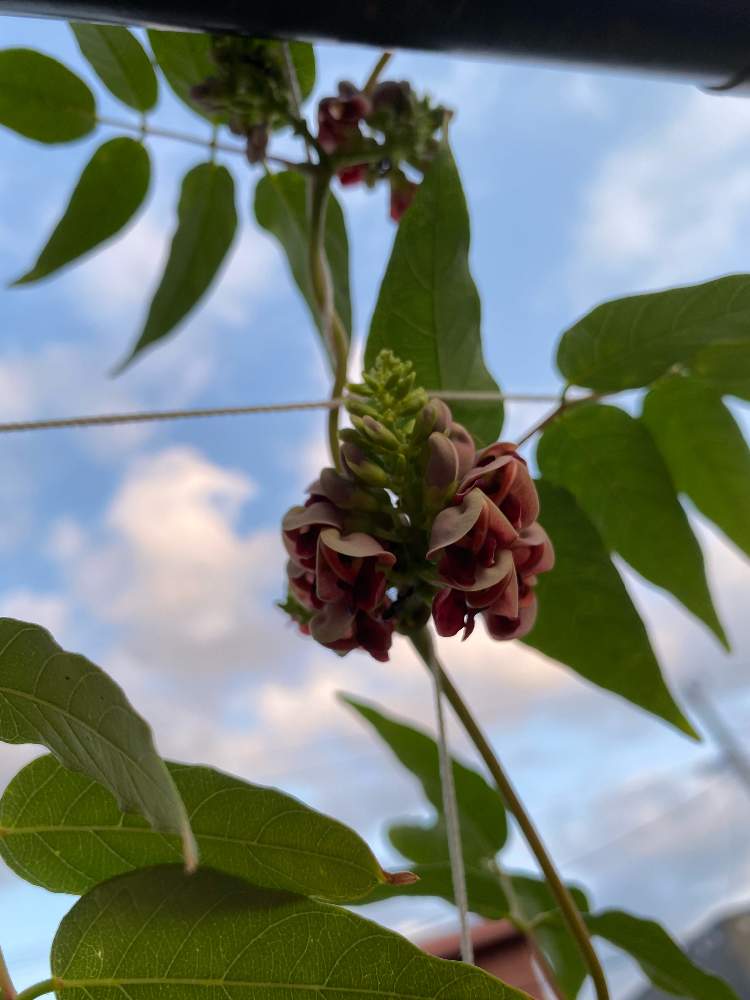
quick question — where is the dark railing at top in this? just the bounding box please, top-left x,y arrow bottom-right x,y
2,1 -> 750,93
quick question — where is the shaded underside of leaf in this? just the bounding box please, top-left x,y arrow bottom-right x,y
119,161 -> 237,369
523,482 -> 696,737
642,376 -> 750,561
71,22 -> 158,111
0,754 -> 388,902
13,137 -> 150,285
52,865 -> 530,999
537,403 -> 726,646
254,170 -> 351,369
557,274 -> 750,393
0,618 -> 195,866
0,48 -> 96,143
587,910 -> 739,1000
691,341 -> 750,401
341,693 -> 508,860
365,144 -> 502,446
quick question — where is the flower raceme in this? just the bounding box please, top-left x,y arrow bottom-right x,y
279,353 -> 554,660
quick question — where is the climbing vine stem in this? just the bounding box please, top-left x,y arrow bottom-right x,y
410,629 -> 611,1000
308,169 -> 350,469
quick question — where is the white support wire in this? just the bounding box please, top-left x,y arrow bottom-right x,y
0,390 -> 558,436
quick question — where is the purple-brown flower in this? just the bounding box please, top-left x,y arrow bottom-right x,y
282,501 -> 343,571
315,528 -> 395,613
458,442 -> 539,531
427,488 -> 517,592
310,601 -> 394,662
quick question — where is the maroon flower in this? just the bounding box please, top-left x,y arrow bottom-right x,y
338,164 -> 368,186
427,488 -> 517,592
311,601 -> 394,662
317,89 -> 371,154
308,467 -> 382,512
286,560 -> 322,612
282,501 -> 343,571
512,522 -> 555,578
447,422 -> 476,480
315,528 -> 396,613
484,592 -> 538,641
457,442 -> 539,531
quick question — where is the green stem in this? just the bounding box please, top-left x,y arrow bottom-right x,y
14,981 -> 57,1000
516,391 -> 600,448
363,51 -> 393,94
0,947 -> 16,1000
410,630 -> 610,1000
308,171 -> 349,469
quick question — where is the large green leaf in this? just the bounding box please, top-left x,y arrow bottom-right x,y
0,619 -> 196,867
691,342 -> 750,401
390,819 -> 456,864
0,48 -> 95,143
287,42 -> 316,101
254,171 -> 351,370
71,23 -> 157,111
0,754 -> 393,902
537,404 -> 726,646
52,865 -> 530,1000
147,30 -> 219,122
587,910 -> 739,1000
643,376 -> 750,560
523,483 -> 696,736
12,137 -> 150,285
365,145 -> 502,446
119,162 -> 237,369
557,275 -> 750,393
341,694 -> 507,861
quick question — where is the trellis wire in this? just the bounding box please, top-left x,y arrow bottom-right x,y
0,390 -> 557,435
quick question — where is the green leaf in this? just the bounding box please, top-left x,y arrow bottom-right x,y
71,23 -> 157,111
557,275 -> 750,393
12,137 -> 150,285
523,483 -> 696,737
287,42 -> 316,100
0,48 -> 95,143
643,376 -> 750,560
0,619 -> 196,868
254,171 -> 351,370
537,404 -> 726,647
691,342 -> 750,401
587,910 -> 739,1000
119,162 -> 237,369
389,819 -> 455,864
147,30 -> 220,122
52,865 -> 530,1000
365,144 -> 502,446
341,694 -> 507,861
0,754 -> 393,902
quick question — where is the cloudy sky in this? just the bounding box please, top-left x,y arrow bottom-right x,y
2,14 -> 750,998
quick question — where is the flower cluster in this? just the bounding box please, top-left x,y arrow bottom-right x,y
280,352 -> 554,661
190,37 -> 303,163
316,80 -> 447,221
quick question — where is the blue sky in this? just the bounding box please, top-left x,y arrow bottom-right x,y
2,15 -> 750,997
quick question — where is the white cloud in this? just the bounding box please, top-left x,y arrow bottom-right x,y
571,90 -> 750,304
0,589 -> 69,637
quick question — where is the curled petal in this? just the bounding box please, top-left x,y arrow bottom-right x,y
459,443 -> 540,529
318,527 -> 396,564
432,588 -> 475,640
513,523 -> 555,576
311,601 -> 356,645
428,489 -> 486,557
282,501 -> 343,534
484,595 -> 538,641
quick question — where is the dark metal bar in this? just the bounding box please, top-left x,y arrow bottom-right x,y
2,1 -> 750,92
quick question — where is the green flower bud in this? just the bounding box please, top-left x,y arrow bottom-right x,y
361,415 -> 401,451
341,442 -> 390,487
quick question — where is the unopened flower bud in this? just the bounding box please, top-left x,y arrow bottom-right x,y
346,396 -> 381,420
341,442 -> 389,487
245,124 -> 269,164
425,432 -> 459,500
361,415 -> 400,451
313,467 -> 382,512
414,398 -> 453,440
447,422 -> 476,479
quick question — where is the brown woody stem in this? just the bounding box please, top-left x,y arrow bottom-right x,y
409,630 -> 610,1000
